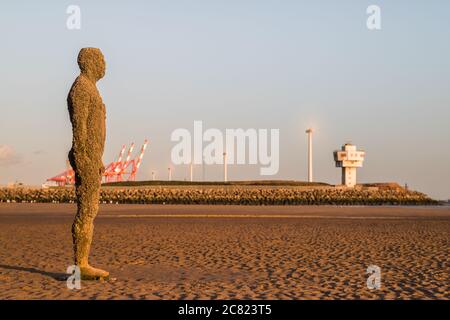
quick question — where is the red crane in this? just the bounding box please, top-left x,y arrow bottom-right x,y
103,144 -> 126,183
46,160 -> 75,186
129,140 -> 149,181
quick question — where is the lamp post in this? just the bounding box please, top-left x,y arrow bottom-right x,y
305,128 -> 313,183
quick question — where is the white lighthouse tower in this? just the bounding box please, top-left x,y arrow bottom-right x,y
333,143 -> 365,187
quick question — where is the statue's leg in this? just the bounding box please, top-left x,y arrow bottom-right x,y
72,169 -> 109,280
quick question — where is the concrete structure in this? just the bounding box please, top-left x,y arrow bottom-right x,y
334,143 -> 365,187
305,128 -> 313,182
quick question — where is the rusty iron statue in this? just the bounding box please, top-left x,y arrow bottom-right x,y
68,48 -> 108,280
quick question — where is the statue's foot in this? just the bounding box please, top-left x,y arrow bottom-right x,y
79,265 -> 110,281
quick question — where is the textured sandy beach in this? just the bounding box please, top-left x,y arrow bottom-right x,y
0,204 -> 448,300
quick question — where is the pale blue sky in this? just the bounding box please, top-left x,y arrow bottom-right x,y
0,1 -> 449,199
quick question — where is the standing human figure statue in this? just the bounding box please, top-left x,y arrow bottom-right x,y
68,48 -> 109,280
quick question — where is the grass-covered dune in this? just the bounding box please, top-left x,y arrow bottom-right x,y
0,183 -> 438,205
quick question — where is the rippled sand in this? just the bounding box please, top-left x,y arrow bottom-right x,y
0,204 -> 448,300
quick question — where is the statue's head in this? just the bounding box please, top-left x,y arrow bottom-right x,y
77,48 -> 106,81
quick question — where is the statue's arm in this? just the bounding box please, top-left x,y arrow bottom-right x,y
100,103 -> 106,173
69,85 -> 91,160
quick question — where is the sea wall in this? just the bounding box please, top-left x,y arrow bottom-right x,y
0,186 -> 438,205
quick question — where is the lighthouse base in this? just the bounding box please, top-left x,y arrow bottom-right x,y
342,167 -> 357,187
